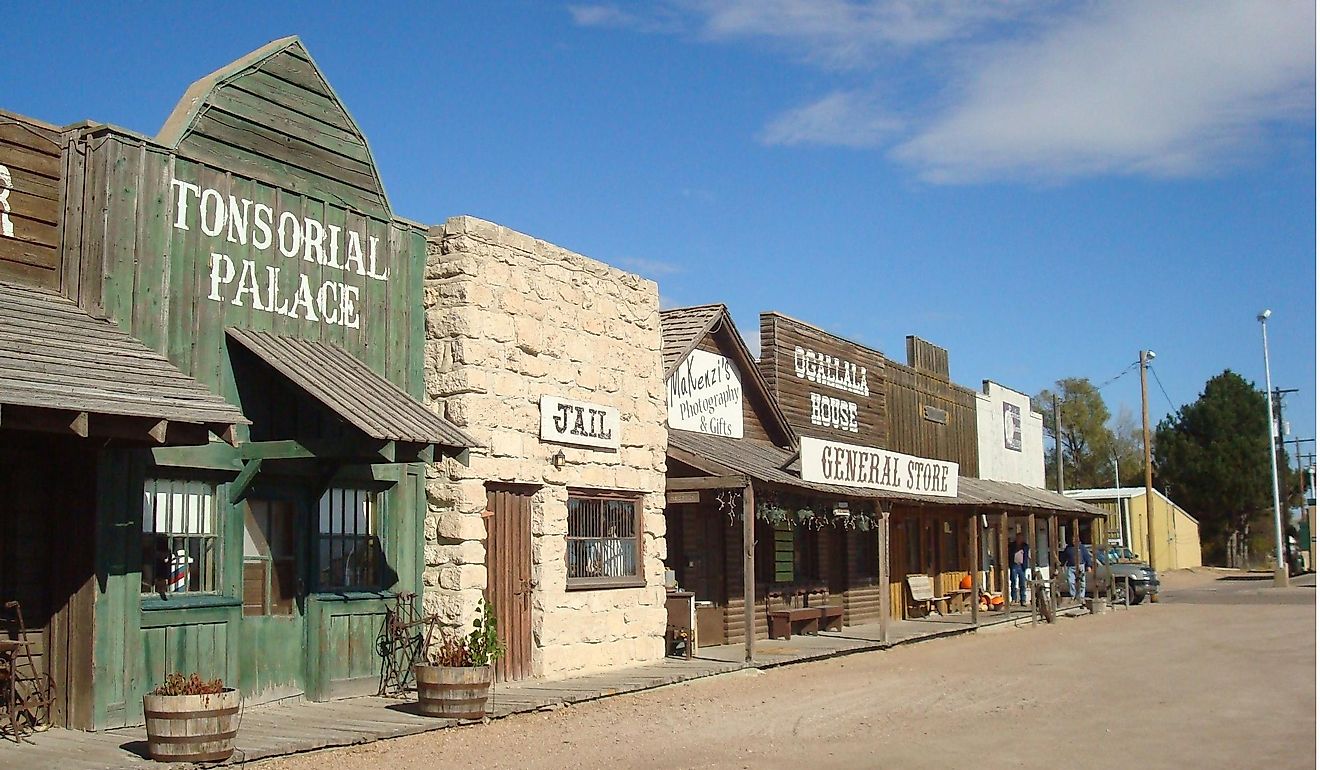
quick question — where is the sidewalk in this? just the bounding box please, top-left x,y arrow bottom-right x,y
0,605 -> 1054,770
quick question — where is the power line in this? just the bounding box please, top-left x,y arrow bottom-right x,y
1148,366 -> 1178,414
1095,361 -> 1140,391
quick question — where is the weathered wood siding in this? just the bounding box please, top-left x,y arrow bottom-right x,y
884,354 -> 979,476
63,135 -> 424,409
0,111 -> 63,289
758,312 -> 887,449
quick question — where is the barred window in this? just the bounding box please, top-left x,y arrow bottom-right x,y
142,479 -> 220,596
566,492 -> 642,589
317,488 -> 380,590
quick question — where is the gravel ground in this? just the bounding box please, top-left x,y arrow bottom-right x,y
258,569 -> 1315,770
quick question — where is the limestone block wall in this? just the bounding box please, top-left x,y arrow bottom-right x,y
423,215 -> 668,679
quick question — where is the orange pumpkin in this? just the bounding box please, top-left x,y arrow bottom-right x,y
959,574 -> 973,590
990,595 -> 1005,606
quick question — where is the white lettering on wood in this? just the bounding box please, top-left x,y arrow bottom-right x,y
173,178 -> 389,331
0,164 -> 13,238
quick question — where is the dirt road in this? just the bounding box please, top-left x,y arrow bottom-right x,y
259,570 -> 1315,770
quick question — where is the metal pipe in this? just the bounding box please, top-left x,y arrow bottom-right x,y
1257,312 -> 1288,587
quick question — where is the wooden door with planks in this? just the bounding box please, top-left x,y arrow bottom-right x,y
485,485 -> 535,682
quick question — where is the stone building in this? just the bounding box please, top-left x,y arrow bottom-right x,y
423,216 -> 669,681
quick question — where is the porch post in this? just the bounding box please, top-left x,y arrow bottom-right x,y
1072,516 -> 1082,605
1027,511 -> 1037,605
878,505 -> 891,643
1048,513 -> 1060,603
968,510 -> 979,625
743,482 -> 755,663
999,511 -> 1009,612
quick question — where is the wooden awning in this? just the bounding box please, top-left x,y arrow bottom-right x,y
226,328 -> 475,450
0,281 -> 247,444
669,431 -> 1106,516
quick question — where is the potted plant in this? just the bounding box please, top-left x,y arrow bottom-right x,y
142,673 -> 240,763
414,598 -> 504,720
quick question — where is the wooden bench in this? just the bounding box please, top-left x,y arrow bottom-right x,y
818,604 -> 844,632
905,574 -> 950,619
768,607 -> 820,640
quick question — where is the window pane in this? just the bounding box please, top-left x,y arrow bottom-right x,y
566,494 -> 641,584
317,488 -> 379,589
141,478 -> 219,595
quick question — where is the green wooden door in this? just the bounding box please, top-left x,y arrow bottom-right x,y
240,495 -> 308,704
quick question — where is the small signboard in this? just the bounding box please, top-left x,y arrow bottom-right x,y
665,490 -> 701,505
799,435 -> 958,497
666,349 -> 744,439
539,395 -> 620,450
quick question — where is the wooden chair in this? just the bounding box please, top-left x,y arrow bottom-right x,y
1,602 -> 54,742
904,574 -> 950,619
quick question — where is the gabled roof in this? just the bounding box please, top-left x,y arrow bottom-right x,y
0,280 -> 247,433
661,304 -> 796,447
1066,486 -> 1197,522
156,36 -> 392,215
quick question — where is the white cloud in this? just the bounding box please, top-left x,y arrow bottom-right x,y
760,90 -> 902,147
892,0 -> 1317,182
618,256 -> 684,276
573,0 -> 1316,183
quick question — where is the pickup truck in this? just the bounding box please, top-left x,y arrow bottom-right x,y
1093,546 -> 1160,604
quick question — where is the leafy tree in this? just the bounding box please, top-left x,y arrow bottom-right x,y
1153,370 -> 1275,566
1032,378 -> 1142,489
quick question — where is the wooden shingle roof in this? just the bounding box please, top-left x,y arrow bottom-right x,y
0,281 -> 247,428
660,304 -> 724,377
226,328 -> 475,448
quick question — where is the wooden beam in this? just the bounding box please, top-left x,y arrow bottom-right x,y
999,511 -> 1010,612
666,475 -> 749,492
69,411 -> 89,437
230,458 -> 263,504
238,438 -> 395,462
878,507 -> 891,643
215,423 -> 241,447
743,481 -> 755,664
147,419 -> 169,444
969,511 -> 979,625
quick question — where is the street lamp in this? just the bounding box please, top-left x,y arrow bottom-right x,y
1139,350 -> 1158,575
1257,310 -> 1288,587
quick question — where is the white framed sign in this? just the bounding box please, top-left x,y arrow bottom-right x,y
666,349 -> 743,439
539,395 -> 620,450
800,436 -> 958,497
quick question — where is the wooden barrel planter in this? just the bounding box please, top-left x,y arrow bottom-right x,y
142,688 -> 241,763
414,665 -> 492,719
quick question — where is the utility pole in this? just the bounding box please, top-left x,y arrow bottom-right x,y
1283,436 -> 1315,518
1053,394 -> 1064,494
1139,350 -> 1158,573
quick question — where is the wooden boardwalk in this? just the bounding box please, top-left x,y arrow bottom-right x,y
0,608 -> 1040,769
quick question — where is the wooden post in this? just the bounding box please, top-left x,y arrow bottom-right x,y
1072,517 -> 1081,605
878,506 -> 891,644
969,511 -> 979,625
1027,511 -> 1037,612
1048,514 -> 1059,604
999,511 -> 1009,612
743,482 -> 755,663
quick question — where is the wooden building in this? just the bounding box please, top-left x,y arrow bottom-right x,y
0,38 -> 472,729
757,312 -> 1106,621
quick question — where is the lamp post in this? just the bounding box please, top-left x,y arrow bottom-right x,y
1139,350 -> 1158,575
1257,310 -> 1288,587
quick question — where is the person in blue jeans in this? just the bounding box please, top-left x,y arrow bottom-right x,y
1009,535 -> 1030,605
1061,541 -> 1093,598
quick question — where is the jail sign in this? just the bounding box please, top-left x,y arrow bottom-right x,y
540,395 -> 621,450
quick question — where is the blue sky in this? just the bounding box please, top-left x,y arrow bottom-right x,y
3,1 -> 1315,461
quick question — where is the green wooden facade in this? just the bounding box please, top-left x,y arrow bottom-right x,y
57,38 -> 439,728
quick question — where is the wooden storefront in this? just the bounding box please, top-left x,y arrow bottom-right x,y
662,305 -> 892,648
1,38 -> 473,730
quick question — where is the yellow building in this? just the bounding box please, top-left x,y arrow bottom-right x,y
1066,487 -> 1203,571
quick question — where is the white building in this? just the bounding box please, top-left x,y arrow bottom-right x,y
975,380 -> 1045,488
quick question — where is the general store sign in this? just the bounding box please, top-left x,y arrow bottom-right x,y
540,395 -> 620,450
170,179 -> 390,330
800,436 -> 958,497
666,349 -> 743,439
